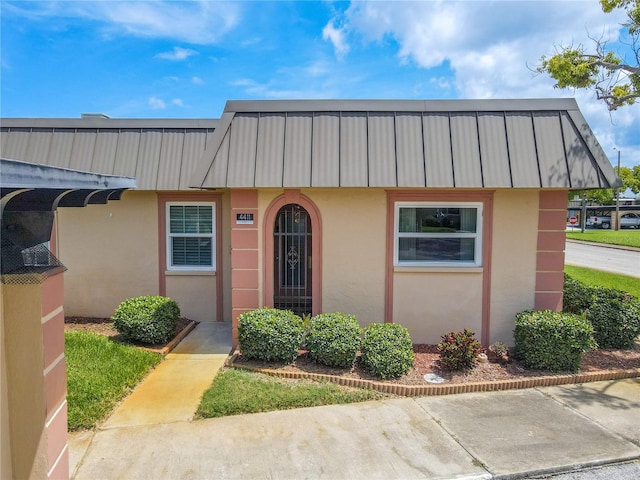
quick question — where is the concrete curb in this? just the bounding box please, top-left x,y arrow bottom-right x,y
490,456 -> 640,480
566,238 -> 640,252
229,352 -> 640,396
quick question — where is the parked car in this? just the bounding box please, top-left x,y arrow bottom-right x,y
586,212 -> 640,229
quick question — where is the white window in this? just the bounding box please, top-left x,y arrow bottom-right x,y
394,202 -> 482,267
166,202 -> 215,271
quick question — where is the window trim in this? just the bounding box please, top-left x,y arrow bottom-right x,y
394,201 -> 483,267
165,201 -> 216,272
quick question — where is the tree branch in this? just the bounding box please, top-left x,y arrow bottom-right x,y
584,55 -> 640,74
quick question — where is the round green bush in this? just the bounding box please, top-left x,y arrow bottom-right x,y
514,310 -> 596,372
112,295 -> 180,344
238,308 -> 303,363
587,298 -> 640,349
307,313 -> 361,368
360,323 -> 414,379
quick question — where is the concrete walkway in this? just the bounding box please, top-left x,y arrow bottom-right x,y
69,321 -> 232,475
101,321 -> 232,428
69,325 -> 640,480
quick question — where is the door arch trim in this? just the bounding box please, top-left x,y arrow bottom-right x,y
263,192 -> 322,316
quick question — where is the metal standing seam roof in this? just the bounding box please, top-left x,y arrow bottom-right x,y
0,117 -> 218,191
190,99 -> 620,190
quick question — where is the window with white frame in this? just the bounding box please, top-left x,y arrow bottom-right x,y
394,202 -> 482,267
166,202 -> 215,271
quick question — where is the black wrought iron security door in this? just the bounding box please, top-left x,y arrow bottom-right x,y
274,204 -> 312,317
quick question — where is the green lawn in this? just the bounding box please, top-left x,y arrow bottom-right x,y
566,229 -> 640,248
196,368 -> 388,419
564,265 -> 640,299
65,331 -> 162,430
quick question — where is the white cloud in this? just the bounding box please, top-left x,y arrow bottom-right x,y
192,76 -> 204,85
343,1 -> 625,95
149,97 -> 166,109
172,98 -> 184,107
156,47 -> 198,61
241,37 -> 262,47
339,0 -> 639,169
13,1 -> 241,44
322,20 -> 349,59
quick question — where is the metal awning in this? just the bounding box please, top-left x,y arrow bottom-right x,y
190,98 -> 621,190
1,158 -> 135,212
1,158 -> 136,278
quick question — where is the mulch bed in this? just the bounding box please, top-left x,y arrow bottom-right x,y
232,339 -> 640,386
64,316 -> 195,354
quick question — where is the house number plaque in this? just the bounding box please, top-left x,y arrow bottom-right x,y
236,213 -> 254,225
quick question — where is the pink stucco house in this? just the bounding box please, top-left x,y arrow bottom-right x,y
1,99 -> 619,347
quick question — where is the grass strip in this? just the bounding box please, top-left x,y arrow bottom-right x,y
196,368 -> 388,418
65,331 -> 162,430
566,230 -> 640,248
565,265 -> 640,299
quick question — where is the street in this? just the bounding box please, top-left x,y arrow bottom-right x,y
565,240 -> 640,278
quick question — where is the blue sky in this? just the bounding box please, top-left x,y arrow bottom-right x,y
2,0 -> 639,172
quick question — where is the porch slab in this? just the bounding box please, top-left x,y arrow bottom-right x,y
414,388 -> 640,478
74,398 -> 489,480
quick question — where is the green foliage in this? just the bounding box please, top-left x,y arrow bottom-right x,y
538,0 -> 640,110
489,341 -> 509,357
514,310 -> 596,372
196,368 -> 387,418
65,331 -> 161,430
237,308 -> 304,363
618,165 -> 640,194
563,272 -> 640,349
112,295 -> 180,344
563,273 -> 594,314
306,313 -> 361,368
585,188 -> 615,206
360,323 -> 414,379
587,297 -> 640,348
539,48 -> 598,89
437,329 -> 483,370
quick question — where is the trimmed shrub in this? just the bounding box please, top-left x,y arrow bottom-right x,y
587,298 -> 640,349
112,295 -> 180,344
238,308 -> 303,363
514,310 -> 596,372
360,323 -> 414,379
437,329 -> 483,370
562,273 -> 593,314
563,273 -> 630,314
307,313 -> 361,368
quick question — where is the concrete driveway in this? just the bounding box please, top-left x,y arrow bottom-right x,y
71,379 -> 640,479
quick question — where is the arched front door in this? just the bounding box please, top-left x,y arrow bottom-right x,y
273,204 -> 312,316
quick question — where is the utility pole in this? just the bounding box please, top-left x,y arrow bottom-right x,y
581,190 -> 587,233
614,148 -> 621,231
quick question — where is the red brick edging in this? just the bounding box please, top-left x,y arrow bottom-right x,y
227,352 -> 640,396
